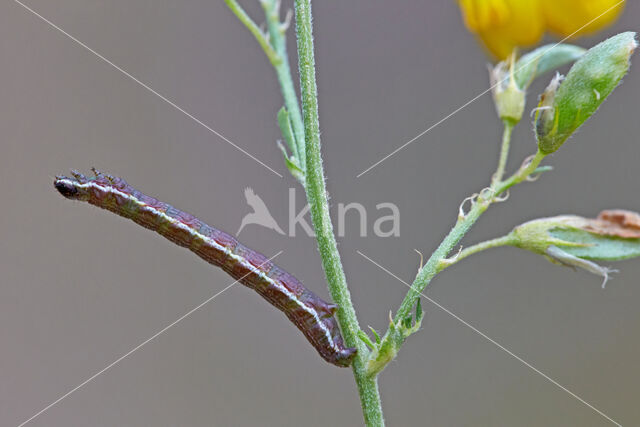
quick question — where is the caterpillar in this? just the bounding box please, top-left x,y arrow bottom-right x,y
54,169 -> 356,367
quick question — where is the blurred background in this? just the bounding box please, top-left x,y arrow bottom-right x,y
1,1 -> 639,425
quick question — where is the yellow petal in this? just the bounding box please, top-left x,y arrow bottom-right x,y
458,0 -> 510,31
459,0 -> 545,59
476,31 -> 519,60
541,0 -> 625,38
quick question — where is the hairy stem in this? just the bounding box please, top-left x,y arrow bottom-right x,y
370,131 -> 545,375
500,150 -> 546,192
261,0 -> 306,168
440,234 -> 516,270
390,201 -> 487,328
492,120 -> 514,185
397,151 -> 544,318
225,0 -> 306,169
294,0 -> 384,425
392,149 -> 545,328
223,0 -> 280,66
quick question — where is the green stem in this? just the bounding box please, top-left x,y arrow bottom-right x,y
261,0 -> 307,168
439,234 -> 516,271
492,120 -> 514,186
223,0 -> 280,66
390,201 -> 487,326
392,149 -> 544,325
294,1 -> 384,425
370,135 -> 546,375
225,0 -> 306,169
500,150 -> 546,192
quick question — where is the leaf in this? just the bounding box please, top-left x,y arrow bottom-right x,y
369,326 -> 381,344
277,141 -> 305,184
415,298 -> 423,323
357,329 -> 376,350
277,107 -> 298,162
515,44 -> 586,89
403,315 -> 412,329
277,107 -> 305,183
550,228 -> 640,261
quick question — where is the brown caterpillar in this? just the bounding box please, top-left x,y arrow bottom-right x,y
54,169 -> 356,367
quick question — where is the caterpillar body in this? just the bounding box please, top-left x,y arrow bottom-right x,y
54,169 -> 356,367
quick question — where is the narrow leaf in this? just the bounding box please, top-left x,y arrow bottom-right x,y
357,329 -> 376,350
277,107 -> 298,162
403,315 -> 412,329
369,326 -> 381,344
515,44 -> 586,89
277,141 -> 305,184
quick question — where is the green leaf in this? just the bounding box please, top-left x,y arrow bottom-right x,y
403,315 -> 412,329
357,329 -> 376,350
277,107 -> 298,163
415,298 -> 423,323
515,44 -> 586,89
277,141 -> 305,184
551,228 -> 640,261
277,107 -> 305,183
369,326 -> 381,344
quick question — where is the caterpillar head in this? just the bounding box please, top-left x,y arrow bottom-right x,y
54,170 -> 91,200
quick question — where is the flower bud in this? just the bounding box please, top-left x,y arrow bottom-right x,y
509,210 -> 640,287
491,44 -> 585,124
490,54 -> 525,124
534,32 -> 637,154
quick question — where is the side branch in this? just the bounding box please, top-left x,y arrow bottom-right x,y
368,133 -> 546,376
224,0 -> 280,66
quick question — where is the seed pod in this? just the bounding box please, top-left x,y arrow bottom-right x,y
509,210 -> 640,287
535,32 -> 637,154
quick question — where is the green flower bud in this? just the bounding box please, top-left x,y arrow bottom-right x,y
509,210 -> 640,287
534,32 -> 637,155
490,44 -> 585,124
490,54 -> 525,124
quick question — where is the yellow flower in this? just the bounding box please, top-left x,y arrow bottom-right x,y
458,0 -> 625,59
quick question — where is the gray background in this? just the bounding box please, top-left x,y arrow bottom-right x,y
2,1 -> 639,426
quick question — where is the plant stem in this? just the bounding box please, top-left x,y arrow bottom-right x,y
223,0 -> 280,66
500,150 -> 546,192
492,120 -> 514,186
440,234 -> 516,270
225,0 -> 307,168
293,0 -> 384,425
391,149 -> 545,325
261,0 -> 307,167
389,200 -> 488,331
370,131 -> 546,375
